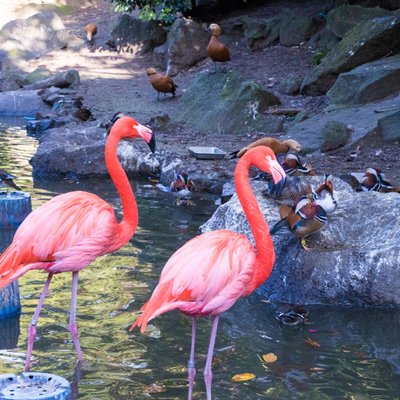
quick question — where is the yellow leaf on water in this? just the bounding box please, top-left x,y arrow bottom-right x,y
262,353 -> 278,363
305,338 -> 321,348
231,373 -> 256,382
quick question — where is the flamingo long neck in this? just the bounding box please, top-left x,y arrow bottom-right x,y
105,134 -> 138,249
235,156 -> 275,291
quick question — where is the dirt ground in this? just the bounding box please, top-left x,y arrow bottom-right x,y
12,0 -> 400,187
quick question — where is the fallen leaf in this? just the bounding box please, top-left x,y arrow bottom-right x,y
305,338 -> 320,348
262,353 -> 278,363
308,329 -> 318,333
231,373 -> 256,382
147,382 -> 167,393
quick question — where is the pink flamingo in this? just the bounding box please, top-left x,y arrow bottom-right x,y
0,116 -> 155,371
130,146 -> 286,400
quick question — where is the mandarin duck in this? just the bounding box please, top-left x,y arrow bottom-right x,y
275,304 -> 309,326
361,168 -> 400,193
280,153 -> 315,176
229,138 -> 302,159
312,174 -> 337,213
170,171 -> 196,206
270,196 -> 327,251
100,111 -> 125,134
146,68 -> 178,99
85,23 -> 97,42
263,175 -> 312,206
0,169 -> 21,192
206,23 -> 231,71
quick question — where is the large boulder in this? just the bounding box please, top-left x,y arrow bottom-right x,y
0,90 -> 49,117
242,16 -> 281,50
282,94 -> 400,153
0,11 -> 71,61
30,123 -> 160,177
326,4 -> 393,38
200,177 -> 400,306
301,16 -> 400,95
175,70 -> 283,135
109,14 -> 167,54
376,110 -> 400,141
279,13 -> 320,46
159,17 -> 209,76
327,55 -> 400,106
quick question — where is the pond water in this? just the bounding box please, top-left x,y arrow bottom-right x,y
0,120 -> 400,399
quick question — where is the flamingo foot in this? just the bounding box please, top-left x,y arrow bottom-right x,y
204,369 -> 213,400
69,322 -> 83,361
24,323 -> 37,371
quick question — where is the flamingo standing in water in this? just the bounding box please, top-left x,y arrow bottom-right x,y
0,116 -> 155,371
130,146 -> 286,400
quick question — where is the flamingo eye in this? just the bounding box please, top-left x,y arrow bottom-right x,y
266,155 -> 272,161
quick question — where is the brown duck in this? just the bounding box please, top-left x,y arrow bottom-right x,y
146,68 -> 178,99
230,138 -> 302,159
207,23 -> 231,69
85,23 -> 97,42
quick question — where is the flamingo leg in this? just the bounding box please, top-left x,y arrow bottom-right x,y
204,315 -> 219,400
188,317 -> 197,400
69,272 -> 83,361
25,273 -> 53,371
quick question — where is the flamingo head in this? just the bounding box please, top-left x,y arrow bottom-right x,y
110,116 -> 156,153
248,146 -> 286,189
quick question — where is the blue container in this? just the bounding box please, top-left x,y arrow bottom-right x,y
0,373 -> 71,399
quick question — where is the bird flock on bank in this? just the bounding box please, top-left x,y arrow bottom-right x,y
0,18 -> 398,400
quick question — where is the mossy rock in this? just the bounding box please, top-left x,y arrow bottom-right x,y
175,70 -> 283,135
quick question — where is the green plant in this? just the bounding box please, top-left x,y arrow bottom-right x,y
107,0 -> 194,24
311,48 -> 330,65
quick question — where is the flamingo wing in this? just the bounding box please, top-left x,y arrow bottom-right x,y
0,191 -> 117,285
132,230 -> 256,332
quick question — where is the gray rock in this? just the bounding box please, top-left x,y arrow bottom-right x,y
110,14 -> 166,54
327,55 -> 400,105
301,16 -> 400,95
175,70 -> 283,135
242,16 -> 281,50
162,17 -> 209,76
320,120 -> 351,152
0,71 -> 27,92
25,66 -> 52,85
279,13 -> 320,46
326,4 -> 393,38
0,12 -> 71,60
307,26 -> 341,51
377,110 -> 400,141
0,90 -> 48,116
23,69 -> 80,90
200,177 -> 400,306
278,75 -> 303,95
283,94 -> 400,153
30,123 -> 160,177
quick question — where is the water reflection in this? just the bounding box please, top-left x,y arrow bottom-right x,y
1,122 -> 400,399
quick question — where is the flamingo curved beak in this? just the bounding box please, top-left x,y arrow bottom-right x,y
136,123 -> 156,153
269,159 -> 286,194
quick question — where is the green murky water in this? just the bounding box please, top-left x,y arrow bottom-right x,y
0,120 -> 400,399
